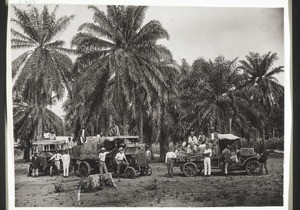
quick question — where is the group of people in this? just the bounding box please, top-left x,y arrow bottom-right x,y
98,144 -> 152,181
176,130 -> 219,157
29,150 -> 70,178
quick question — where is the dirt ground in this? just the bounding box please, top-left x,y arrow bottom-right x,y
14,153 -> 283,207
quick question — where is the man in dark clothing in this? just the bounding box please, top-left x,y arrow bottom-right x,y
259,141 -> 269,174
31,152 -> 39,177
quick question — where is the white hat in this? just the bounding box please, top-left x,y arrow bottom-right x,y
119,147 -> 124,151
100,147 -> 105,151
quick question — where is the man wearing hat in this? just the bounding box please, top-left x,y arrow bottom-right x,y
98,147 -> 110,174
115,147 -> 129,179
49,150 -> 62,174
31,152 -> 39,177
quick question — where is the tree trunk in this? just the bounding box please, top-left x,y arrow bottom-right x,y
155,103 -> 162,144
37,107 -> 43,141
24,138 -> 31,161
139,105 -> 144,143
159,129 -> 168,162
123,113 -> 129,135
262,128 -> 265,142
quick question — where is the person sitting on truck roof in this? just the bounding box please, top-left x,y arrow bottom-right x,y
188,131 -> 198,147
186,144 -> 193,155
115,147 -> 129,180
109,122 -> 120,136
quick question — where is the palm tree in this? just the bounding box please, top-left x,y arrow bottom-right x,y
14,97 -> 63,160
179,56 -> 260,138
239,52 -> 284,140
11,5 -> 74,140
69,5 -> 172,142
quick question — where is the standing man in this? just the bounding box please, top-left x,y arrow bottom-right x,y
203,144 -> 212,177
80,126 -> 86,144
146,147 -> 152,161
62,150 -> 70,177
31,152 -> 39,177
49,150 -> 62,175
99,147 -> 110,174
115,147 -> 129,180
165,147 -> 177,178
109,122 -> 120,136
258,141 -> 269,175
222,145 -> 231,175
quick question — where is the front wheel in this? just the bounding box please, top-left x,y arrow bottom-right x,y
124,167 -> 136,179
245,160 -> 262,175
78,161 -> 92,177
183,162 -> 198,177
145,165 -> 152,176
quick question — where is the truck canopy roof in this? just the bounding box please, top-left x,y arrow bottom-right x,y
218,134 -> 240,141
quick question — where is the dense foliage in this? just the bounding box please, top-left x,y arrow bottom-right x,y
11,5 -> 284,160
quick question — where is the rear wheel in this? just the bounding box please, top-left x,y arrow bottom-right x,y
50,165 -> 58,176
245,160 -> 262,175
183,162 -> 198,177
145,165 -> 152,176
78,161 -> 92,177
124,167 -> 136,179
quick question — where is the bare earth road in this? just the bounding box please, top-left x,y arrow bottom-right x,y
14,154 -> 283,207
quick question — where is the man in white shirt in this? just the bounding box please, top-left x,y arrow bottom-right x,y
49,150 -> 62,175
99,147 -> 110,174
146,147 -> 152,161
115,147 -> 129,179
62,151 -> 70,177
165,147 -> 177,178
188,131 -> 198,145
203,144 -> 212,177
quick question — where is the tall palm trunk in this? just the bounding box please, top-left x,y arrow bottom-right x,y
123,113 -> 129,135
139,104 -> 144,143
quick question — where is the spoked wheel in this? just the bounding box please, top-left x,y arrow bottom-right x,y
183,162 -> 198,177
145,165 -> 152,176
28,165 -> 33,177
78,161 -> 92,177
50,165 -> 58,176
245,160 -> 262,175
124,167 -> 136,179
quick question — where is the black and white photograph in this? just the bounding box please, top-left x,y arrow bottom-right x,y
7,0 -> 291,209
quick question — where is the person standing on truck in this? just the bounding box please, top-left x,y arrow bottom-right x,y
203,144 -> 212,177
109,121 -> 120,136
99,147 -> 110,174
62,150 -> 70,177
115,147 -> 129,180
49,150 -> 62,175
258,141 -> 269,175
30,152 -> 39,177
165,147 -> 177,178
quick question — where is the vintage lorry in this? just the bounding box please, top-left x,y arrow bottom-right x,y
70,135 -> 152,178
28,139 -> 68,176
174,134 -> 262,176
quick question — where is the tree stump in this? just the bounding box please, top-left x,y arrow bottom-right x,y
78,173 -> 118,192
